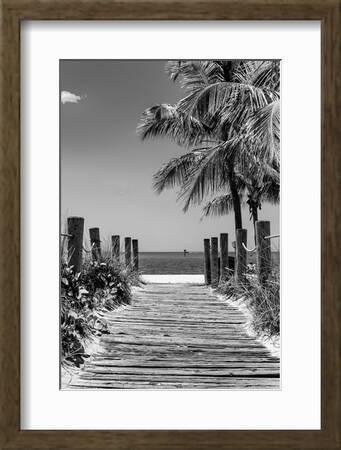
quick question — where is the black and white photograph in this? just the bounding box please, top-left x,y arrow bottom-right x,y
60,59 -> 280,390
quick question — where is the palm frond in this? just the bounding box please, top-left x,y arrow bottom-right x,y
165,61 -> 183,82
260,173 -> 280,204
153,152 -> 204,194
214,60 -> 241,82
262,184 -> 280,204
178,82 -> 279,125
233,61 -> 264,84
244,100 -> 280,164
165,61 -> 224,91
234,60 -> 280,91
138,60 -> 281,226
252,61 -> 280,90
179,143 -> 234,212
201,193 -> 242,218
137,104 -> 207,147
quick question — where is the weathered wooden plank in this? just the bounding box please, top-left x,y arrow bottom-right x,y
69,282 -> 280,390
97,352 -> 278,362
75,375 -> 280,384
70,378 -> 280,389
82,368 -> 278,377
91,359 -> 279,368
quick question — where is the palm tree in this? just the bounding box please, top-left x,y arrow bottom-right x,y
172,60 -> 279,227
137,60 -> 280,231
202,166 -> 279,242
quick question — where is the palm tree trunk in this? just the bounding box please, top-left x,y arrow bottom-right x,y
229,168 -> 242,230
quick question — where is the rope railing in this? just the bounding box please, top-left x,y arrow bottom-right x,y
242,242 -> 257,252
61,233 -> 73,238
61,233 -> 98,254
264,234 -> 280,240
203,222 -> 278,287
242,234 -> 280,252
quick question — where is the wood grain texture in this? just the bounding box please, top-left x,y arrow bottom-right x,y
89,227 -> 101,261
204,238 -> 211,285
132,239 -> 139,270
125,236 -> 132,266
67,217 -> 85,272
111,234 -> 120,261
210,237 -> 219,287
220,233 -> 229,281
0,0 -> 340,448
255,221 -> 271,284
69,283 -> 280,390
235,229 -> 247,284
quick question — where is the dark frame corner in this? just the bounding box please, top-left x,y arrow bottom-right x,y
0,0 -> 340,448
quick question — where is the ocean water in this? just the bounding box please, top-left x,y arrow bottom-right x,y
139,252 -> 280,275
139,252 -> 204,275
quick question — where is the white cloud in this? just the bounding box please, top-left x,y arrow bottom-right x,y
61,90 -> 84,104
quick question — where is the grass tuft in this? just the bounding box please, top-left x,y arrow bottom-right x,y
218,266 -> 280,338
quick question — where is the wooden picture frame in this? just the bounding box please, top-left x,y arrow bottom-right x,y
0,1 -> 340,448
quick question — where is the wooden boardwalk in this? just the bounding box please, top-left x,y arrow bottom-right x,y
70,283 -> 280,389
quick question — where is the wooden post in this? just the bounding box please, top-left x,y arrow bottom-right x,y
125,237 -> 132,266
235,229 -> 247,284
203,239 -> 211,285
210,237 -> 219,287
220,233 -> 229,281
111,235 -> 120,262
89,227 -> 101,261
256,221 -> 271,284
132,239 -> 139,271
67,217 -> 84,273
228,256 -> 235,274
218,257 -> 221,280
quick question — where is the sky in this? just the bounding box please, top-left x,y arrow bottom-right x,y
61,60 -> 279,252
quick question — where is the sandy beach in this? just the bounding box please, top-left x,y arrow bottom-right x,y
141,274 -> 205,284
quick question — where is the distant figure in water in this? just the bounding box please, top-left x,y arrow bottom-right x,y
183,249 -> 189,256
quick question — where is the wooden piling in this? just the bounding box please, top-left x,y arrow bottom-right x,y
89,227 -> 101,261
228,256 -> 235,274
132,239 -> 139,271
67,217 -> 84,273
220,233 -> 229,281
235,229 -> 247,284
125,237 -> 132,266
111,235 -> 120,262
211,237 -> 219,287
256,221 -> 272,284
203,239 -> 211,285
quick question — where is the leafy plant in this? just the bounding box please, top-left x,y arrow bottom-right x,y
61,258 -> 139,370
